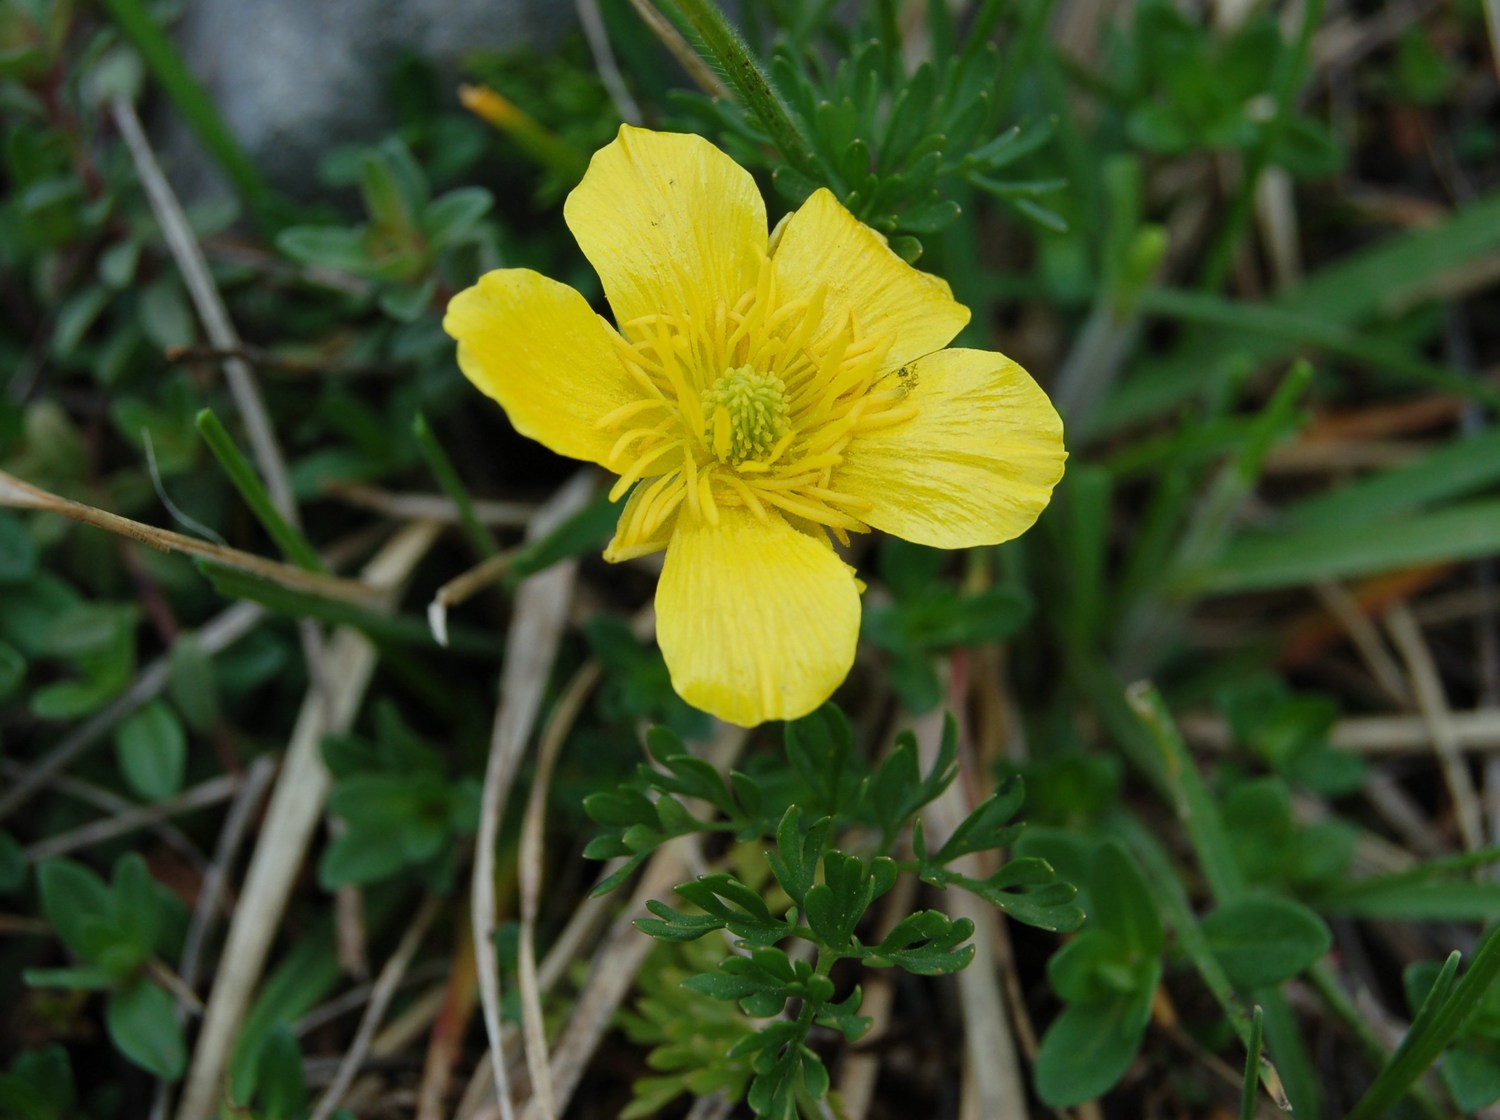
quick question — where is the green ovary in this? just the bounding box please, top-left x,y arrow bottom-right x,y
701,366 -> 791,465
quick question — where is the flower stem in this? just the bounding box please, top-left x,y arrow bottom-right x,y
669,0 -> 828,187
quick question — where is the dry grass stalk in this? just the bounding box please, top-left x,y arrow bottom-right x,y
1386,603 -> 1486,850
479,724 -> 750,1120
22,772 -> 244,862
323,480 -> 536,528
0,472 -> 383,608
428,549 -> 519,648
912,704 -> 1030,1120
471,472 -> 595,1120
625,0 -> 731,97
517,660 -> 604,1120
175,520 -> 441,1120
110,98 -> 299,527
308,892 -> 443,1120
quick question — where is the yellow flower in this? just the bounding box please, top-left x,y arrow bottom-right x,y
444,126 -> 1065,727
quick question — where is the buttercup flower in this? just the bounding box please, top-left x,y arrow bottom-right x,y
444,126 -> 1065,727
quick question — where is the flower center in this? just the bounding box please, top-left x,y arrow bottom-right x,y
701,365 -> 791,465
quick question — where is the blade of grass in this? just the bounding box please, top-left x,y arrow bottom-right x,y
1097,187 -> 1500,435
457,86 -> 590,181
1316,879 -> 1500,923
1347,925 -> 1500,1120
99,0 -> 277,227
1191,499 -> 1500,594
1240,1006 -> 1264,1120
197,562 -> 493,657
1113,817 -> 1288,1112
1138,288 -> 1500,409
1117,363 -> 1310,672
1122,683 -> 1322,1118
196,409 -> 323,573
1279,426 -> 1500,531
412,412 -> 501,559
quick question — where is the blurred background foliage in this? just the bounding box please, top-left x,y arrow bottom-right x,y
3,0 -> 1500,1118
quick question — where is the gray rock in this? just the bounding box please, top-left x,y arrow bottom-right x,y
164,0 -> 573,200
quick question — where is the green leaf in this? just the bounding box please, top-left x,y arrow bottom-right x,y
0,514 -> 38,584
1034,980 -> 1158,1107
783,704 -> 859,816
1,1047 -> 74,1119
1048,928 -> 1148,1005
22,965 -> 117,989
114,701 -> 187,801
1195,500 -> 1500,594
929,775 -> 1026,865
318,827 -> 410,889
377,277 -> 436,322
642,874 -> 788,946
1202,894 -> 1331,987
0,641 -> 25,704
0,830 -> 26,893
766,806 -> 830,908
685,946 -> 812,1018
253,1025 -> 308,1119
275,226 -> 370,271
867,716 -> 957,838
1444,1042 -> 1500,1112
422,187 -> 493,245
1091,841 -> 1164,956
804,852 -> 895,949
814,987 -> 872,1042
168,634 -> 221,733
138,277 -> 195,350
0,1074 -> 60,1120
36,859 -> 111,963
106,979 -> 187,1080
864,909 -> 976,975
111,853 -> 163,961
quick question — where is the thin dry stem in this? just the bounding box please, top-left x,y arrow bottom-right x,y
577,0 -> 642,124
914,700 -> 1029,1120
324,480 -> 536,528
175,521 -> 440,1120
1313,581 -> 1411,706
110,98 -> 299,527
428,548 -> 518,648
23,772 -> 243,862
0,472 -> 383,607
497,725 -> 748,1120
1386,603 -> 1485,850
0,760 -> 205,871
308,892 -> 443,1120
472,473 -> 594,1120
516,661 -> 604,1120
625,0 -> 732,97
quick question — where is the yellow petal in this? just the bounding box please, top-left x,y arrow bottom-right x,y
656,506 -> 860,727
770,188 -> 969,370
564,125 -> 767,329
835,348 -> 1066,548
444,268 -> 637,465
